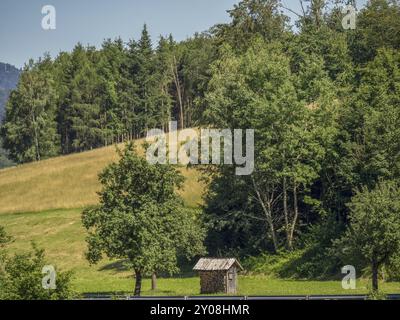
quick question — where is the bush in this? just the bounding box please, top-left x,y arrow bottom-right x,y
0,242 -> 74,300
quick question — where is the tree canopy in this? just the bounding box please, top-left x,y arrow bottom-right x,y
82,143 -> 206,296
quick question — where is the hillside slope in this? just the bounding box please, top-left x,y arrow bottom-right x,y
0,140 -> 205,214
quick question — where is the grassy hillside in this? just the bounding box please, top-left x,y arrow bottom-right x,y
0,135 -> 207,295
0,139 -> 205,214
0,139 -> 209,294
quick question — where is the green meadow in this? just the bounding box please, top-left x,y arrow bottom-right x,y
1,208 -> 399,296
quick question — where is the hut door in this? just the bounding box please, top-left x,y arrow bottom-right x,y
227,267 -> 236,294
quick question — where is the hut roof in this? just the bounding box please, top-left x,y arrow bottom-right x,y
193,258 -> 243,271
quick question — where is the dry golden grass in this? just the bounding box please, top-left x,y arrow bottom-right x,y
0,137 -> 205,214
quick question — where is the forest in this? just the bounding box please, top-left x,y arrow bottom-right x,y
0,62 -> 19,168
1,0 -> 400,289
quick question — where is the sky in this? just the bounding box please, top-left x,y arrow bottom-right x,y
0,0 -> 367,68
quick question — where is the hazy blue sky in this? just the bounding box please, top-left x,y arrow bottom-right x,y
0,0 -> 366,68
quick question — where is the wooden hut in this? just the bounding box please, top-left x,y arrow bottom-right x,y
193,258 -> 243,294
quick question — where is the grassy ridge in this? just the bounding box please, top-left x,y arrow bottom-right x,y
0,140 -> 204,214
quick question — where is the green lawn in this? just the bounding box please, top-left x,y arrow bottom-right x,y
75,276 -> 400,297
1,208 -> 400,296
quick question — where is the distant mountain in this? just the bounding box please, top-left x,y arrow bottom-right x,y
0,62 -> 20,122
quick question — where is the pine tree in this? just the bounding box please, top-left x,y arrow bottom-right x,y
69,48 -> 103,152
136,24 -> 157,134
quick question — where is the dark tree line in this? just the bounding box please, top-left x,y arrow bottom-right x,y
1,26 -> 215,162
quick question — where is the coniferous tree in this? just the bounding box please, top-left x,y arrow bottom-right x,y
136,25 -> 157,134
68,47 -> 103,152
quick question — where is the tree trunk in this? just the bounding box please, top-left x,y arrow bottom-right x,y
32,114 -> 41,161
151,272 -> 157,291
251,176 -> 278,252
288,184 -> 299,250
283,177 -> 290,249
134,269 -> 142,296
171,55 -> 184,130
266,202 -> 279,252
372,259 -> 379,292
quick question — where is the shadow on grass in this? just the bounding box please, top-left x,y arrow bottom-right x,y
82,289 -> 180,297
99,260 -> 130,272
277,249 -> 342,281
99,259 -> 197,278
82,291 -> 131,297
